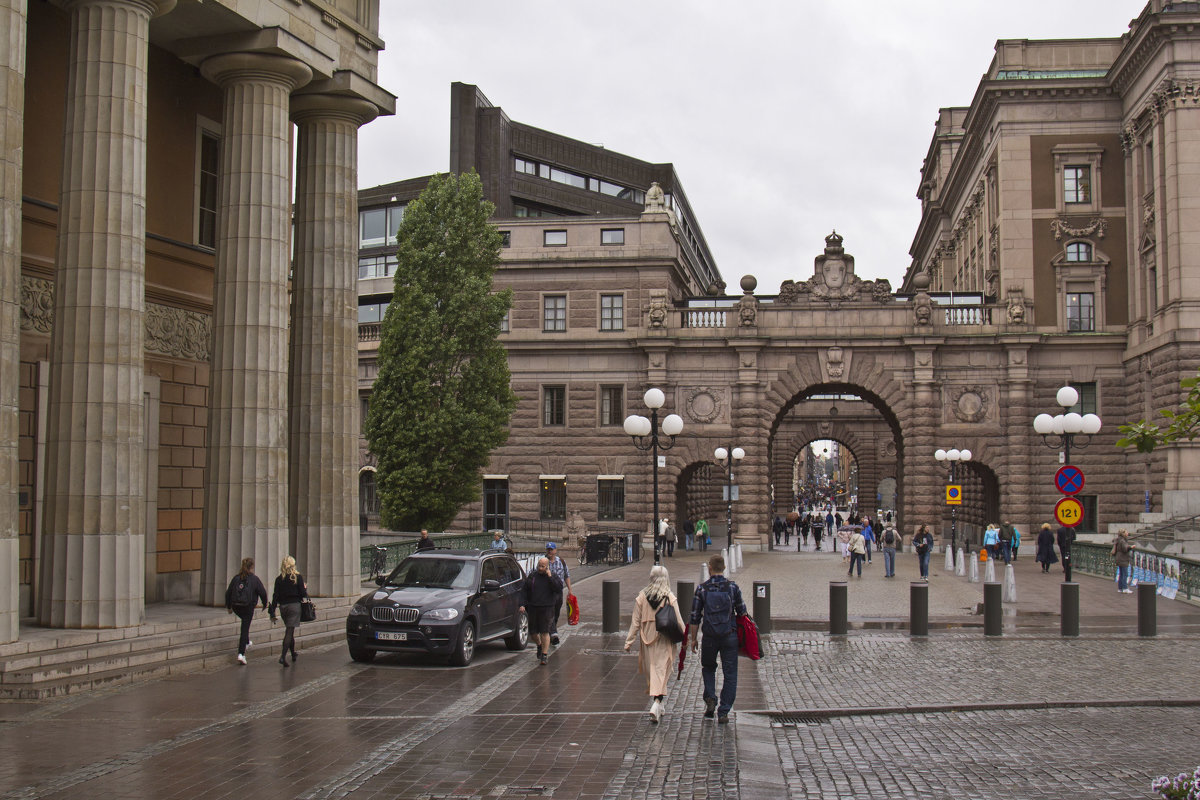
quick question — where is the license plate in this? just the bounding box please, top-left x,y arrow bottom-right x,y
376,631 -> 407,641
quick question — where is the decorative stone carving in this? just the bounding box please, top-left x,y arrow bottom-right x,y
949,386 -> 989,423
1006,290 -> 1026,325
774,232 -> 893,305
1051,217 -> 1108,241
23,276 -> 212,360
643,181 -> 666,213
19,276 -> 53,334
825,346 -> 845,380
145,303 -> 212,361
647,293 -> 668,328
685,388 -> 724,424
737,294 -> 757,327
914,293 -> 933,327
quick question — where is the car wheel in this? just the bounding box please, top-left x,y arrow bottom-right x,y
505,609 -> 529,651
449,619 -> 475,666
349,643 -> 376,663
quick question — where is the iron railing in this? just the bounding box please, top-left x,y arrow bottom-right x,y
1072,541 -> 1198,602
359,532 -> 496,580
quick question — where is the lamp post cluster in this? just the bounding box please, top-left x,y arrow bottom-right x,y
714,446 -> 744,550
624,388 -> 683,564
934,446 -> 972,565
1033,386 -> 1102,466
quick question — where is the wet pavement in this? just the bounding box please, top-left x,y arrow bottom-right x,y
1,546 -> 1198,799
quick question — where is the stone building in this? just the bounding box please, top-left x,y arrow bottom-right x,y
359,2 -> 1200,555
2,0 -> 394,642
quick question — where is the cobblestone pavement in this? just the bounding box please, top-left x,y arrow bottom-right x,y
1,553 -> 1198,800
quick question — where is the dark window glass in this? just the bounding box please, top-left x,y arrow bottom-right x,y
1065,242 -> 1092,262
499,310 -> 510,333
543,295 -> 567,331
600,294 -> 623,331
540,479 -> 566,521
601,228 -> 625,245
500,230 -> 511,247
544,229 -> 567,246
360,208 -> 387,246
359,470 -> 379,515
548,167 -> 588,190
1064,166 -> 1091,204
358,302 -> 386,323
198,133 -> 220,248
387,206 -> 405,243
481,559 -> 500,584
600,386 -> 623,426
598,479 -> 625,521
543,386 -> 565,426
1078,495 -> 1098,533
1066,293 -> 1095,332
1067,382 -> 1098,415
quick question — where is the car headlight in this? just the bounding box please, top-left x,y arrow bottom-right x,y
421,607 -> 460,622
350,603 -> 369,616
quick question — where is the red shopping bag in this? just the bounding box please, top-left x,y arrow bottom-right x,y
737,614 -> 762,660
566,593 -> 580,625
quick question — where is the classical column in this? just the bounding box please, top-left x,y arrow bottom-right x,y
0,0 -> 27,641
288,94 -> 377,597
198,53 -> 311,606
37,0 -> 173,628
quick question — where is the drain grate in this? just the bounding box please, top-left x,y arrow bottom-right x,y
579,648 -> 635,656
769,713 -> 829,727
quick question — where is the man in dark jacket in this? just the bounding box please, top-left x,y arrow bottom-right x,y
1056,525 -> 1076,581
689,554 -> 747,724
416,529 -> 435,551
520,557 -> 563,665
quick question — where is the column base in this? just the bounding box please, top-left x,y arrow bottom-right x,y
0,537 -> 17,643
37,532 -> 145,628
294,523 -> 360,597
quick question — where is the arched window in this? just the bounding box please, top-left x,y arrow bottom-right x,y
1065,241 -> 1092,262
359,470 -> 380,515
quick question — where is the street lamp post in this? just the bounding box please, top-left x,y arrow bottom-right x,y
934,446 -> 972,565
624,388 -> 683,564
714,446 -> 745,550
1033,386 -> 1102,467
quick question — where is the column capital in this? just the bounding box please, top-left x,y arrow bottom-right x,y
200,52 -> 312,92
62,0 -> 177,17
290,93 -> 379,126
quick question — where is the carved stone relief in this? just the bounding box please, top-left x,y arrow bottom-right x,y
775,232 -> 893,306
947,386 -> 989,423
1051,217 -> 1108,241
683,387 -> 727,424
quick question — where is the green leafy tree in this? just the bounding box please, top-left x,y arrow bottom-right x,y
365,172 -> 517,530
1116,370 -> 1200,454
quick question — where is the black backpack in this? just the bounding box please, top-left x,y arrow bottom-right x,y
884,529 -> 896,546
701,583 -> 735,637
229,575 -> 254,608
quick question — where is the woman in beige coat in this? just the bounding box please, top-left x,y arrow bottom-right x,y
623,565 -> 685,724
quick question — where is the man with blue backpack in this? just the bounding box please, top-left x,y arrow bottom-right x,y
689,554 -> 747,724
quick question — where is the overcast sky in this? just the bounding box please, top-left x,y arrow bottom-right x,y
360,1 -> 1142,293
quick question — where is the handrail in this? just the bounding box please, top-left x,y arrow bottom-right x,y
1072,541 -> 1197,603
359,532 -> 495,580
1128,512 -> 1200,543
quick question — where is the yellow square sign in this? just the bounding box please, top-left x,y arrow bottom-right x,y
946,485 -> 962,505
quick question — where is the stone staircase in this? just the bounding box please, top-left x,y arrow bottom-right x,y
0,596 -> 358,700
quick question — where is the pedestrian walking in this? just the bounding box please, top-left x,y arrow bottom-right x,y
861,519 -> 874,564
783,516 -> 792,546
1057,524 -> 1076,582
773,515 -> 785,547
690,554 -> 747,724
683,518 -> 695,551
800,515 -> 810,548
519,556 -> 563,666
811,513 -> 824,551
837,525 -> 852,563
880,524 -> 899,578
545,543 -> 571,645
1036,523 -> 1058,573
696,518 -> 710,551
983,523 -> 1000,562
225,557 -> 268,665
1112,529 -> 1136,593
268,555 -> 309,667
847,528 -> 867,577
416,528 -> 435,551
913,524 -> 933,581
623,565 -> 686,724
999,521 -> 1015,564
1011,524 -> 1021,560
664,520 -> 677,557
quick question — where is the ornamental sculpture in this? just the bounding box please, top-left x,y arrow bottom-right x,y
775,232 -> 894,305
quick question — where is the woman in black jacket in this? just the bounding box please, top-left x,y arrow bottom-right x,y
269,556 -> 310,667
225,558 -> 269,665
1036,523 -> 1059,573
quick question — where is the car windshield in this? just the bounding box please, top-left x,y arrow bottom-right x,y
385,558 -> 478,590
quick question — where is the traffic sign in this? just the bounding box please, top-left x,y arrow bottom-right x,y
1054,496 -> 1084,527
1054,465 -> 1085,495
945,485 -> 962,505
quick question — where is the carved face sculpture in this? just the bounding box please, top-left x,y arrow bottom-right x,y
823,257 -> 846,290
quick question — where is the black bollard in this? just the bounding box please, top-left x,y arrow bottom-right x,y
602,579 -> 621,634
1138,581 -> 1157,637
1060,582 -> 1079,637
829,582 -> 848,635
752,581 -> 772,635
910,581 -> 929,637
676,580 -> 695,627
983,582 -> 1002,637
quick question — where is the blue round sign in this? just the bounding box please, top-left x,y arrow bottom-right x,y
1055,465 -> 1085,495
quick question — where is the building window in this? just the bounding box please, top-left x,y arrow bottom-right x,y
540,479 -> 566,520
514,204 -> 562,218
600,386 -> 623,426
358,301 -> 388,324
360,206 -> 404,248
499,309 -> 510,333
601,228 -> 625,246
544,229 -> 567,247
1065,242 -> 1092,262
598,479 -> 625,521
1067,382 -> 1098,415
1077,494 -> 1098,534
1066,293 -> 1095,332
500,230 -> 511,248
1063,166 -> 1091,204
543,295 -> 567,331
358,255 -> 398,280
197,132 -> 219,248
543,386 -> 565,426
600,294 -> 624,331
514,157 -> 537,175
360,395 -> 370,433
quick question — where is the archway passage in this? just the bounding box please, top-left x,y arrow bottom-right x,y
675,460 -> 731,549
936,460 -> 1001,552
768,384 -> 903,540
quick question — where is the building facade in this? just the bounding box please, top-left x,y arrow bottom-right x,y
3,0 -> 394,642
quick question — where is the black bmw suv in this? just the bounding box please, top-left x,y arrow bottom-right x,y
346,549 -> 528,666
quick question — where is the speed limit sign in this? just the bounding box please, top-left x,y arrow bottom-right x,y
1054,496 -> 1084,527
